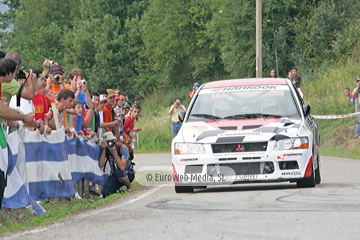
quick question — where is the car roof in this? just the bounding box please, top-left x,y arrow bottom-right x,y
202,78 -> 289,89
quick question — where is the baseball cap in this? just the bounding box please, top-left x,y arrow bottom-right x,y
99,95 -> 107,103
194,83 -> 199,86
50,64 -> 63,75
123,102 -> 129,108
97,88 -> 108,95
102,132 -> 116,141
115,91 -> 119,100
107,89 -> 115,98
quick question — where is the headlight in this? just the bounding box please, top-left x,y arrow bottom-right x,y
273,137 -> 309,150
174,143 -> 205,154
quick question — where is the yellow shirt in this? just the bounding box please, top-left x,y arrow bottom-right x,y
169,104 -> 186,122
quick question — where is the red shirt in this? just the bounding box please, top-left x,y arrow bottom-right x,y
189,90 -> 196,98
32,92 -> 49,121
123,115 -> 134,136
44,95 -> 55,108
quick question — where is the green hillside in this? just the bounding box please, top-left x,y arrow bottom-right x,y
1,0 -> 360,158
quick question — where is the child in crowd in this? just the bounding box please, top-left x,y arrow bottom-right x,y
114,108 -> 124,141
70,100 -> 84,136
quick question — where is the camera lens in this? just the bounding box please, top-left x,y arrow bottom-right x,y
107,140 -> 115,148
54,75 -> 60,81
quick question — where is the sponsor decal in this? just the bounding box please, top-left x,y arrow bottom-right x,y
218,132 -> 263,137
180,158 -> 198,162
286,153 -> 302,156
201,85 -> 290,94
281,171 -> 301,176
277,153 -> 302,160
211,88 -> 222,92
210,86 -> 278,92
186,125 -> 210,132
223,174 -> 258,180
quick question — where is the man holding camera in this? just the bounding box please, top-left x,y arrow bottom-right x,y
98,132 -> 134,197
168,98 -> 186,136
1,51 -> 36,105
352,78 -> 360,137
189,82 -> 199,99
45,63 -> 72,100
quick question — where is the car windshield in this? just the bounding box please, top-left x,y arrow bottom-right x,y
187,85 -> 300,122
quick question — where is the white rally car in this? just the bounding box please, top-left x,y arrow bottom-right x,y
171,78 -> 321,193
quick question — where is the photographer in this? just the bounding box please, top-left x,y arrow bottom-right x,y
168,98 -> 186,136
0,58 -> 39,132
98,132 -> 134,197
2,51 -> 36,105
189,82 -> 199,99
352,78 -> 360,137
45,63 -> 72,100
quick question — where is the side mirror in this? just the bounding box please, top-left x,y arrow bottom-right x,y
178,110 -> 186,122
303,104 -> 311,117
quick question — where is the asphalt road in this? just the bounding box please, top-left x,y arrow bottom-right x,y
7,153 -> 360,240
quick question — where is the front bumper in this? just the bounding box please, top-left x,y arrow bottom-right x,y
172,148 -> 312,185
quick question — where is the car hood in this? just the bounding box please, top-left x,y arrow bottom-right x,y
180,117 -> 305,143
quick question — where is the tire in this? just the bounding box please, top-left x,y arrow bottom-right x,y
174,184 -> 194,193
297,164 -> 315,188
193,186 -> 207,189
315,154 -> 321,184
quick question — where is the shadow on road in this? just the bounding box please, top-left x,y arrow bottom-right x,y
193,183 -> 298,194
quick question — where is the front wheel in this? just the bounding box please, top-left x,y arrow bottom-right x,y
315,154 -> 321,184
297,165 -> 315,188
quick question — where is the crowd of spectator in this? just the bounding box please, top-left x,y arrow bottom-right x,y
0,51 -> 142,198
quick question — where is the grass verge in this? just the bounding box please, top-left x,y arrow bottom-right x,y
0,181 -> 146,236
318,117 -> 360,159
301,56 -> 360,159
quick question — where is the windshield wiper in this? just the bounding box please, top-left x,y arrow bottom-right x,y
224,113 -> 282,119
224,114 -> 261,119
261,113 -> 282,118
190,114 -> 222,120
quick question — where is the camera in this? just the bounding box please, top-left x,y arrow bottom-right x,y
81,79 -> 87,85
17,66 -> 29,80
107,140 -> 116,148
194,87 -> 199,90
356,78 -> 360,82
54,75 -> 61,81
175,102 -> 180,105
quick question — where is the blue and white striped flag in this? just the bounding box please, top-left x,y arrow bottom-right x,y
3,127 -> 108,211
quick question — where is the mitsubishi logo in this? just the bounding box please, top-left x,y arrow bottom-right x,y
235,144 -> 244,152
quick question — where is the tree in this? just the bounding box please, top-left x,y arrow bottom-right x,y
141,0 -> 227,87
